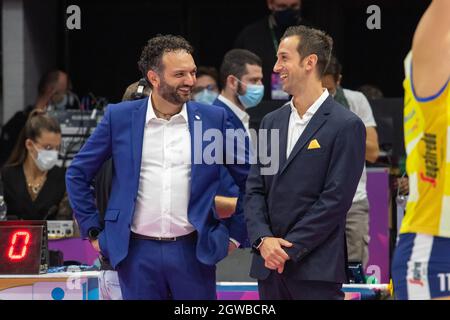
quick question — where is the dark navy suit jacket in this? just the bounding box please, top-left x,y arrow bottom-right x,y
66,98 -> 250,268
245,96 -> 366,283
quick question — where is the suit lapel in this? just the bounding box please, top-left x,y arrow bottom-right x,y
280,96 -> 333,175
223,105 -> 246,131
187,101 -> 201,188
131,98 -> 148,178
277,104 -> 291,173
186,102 -> 202,223
214,98 -> 246,131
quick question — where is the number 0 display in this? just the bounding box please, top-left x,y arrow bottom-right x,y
8,231 -> 31,261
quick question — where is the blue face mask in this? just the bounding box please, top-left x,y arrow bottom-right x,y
236,79 -> 264,109
193,89 -> 218,105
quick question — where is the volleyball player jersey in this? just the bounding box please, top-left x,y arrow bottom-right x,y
400,52 -> 450,237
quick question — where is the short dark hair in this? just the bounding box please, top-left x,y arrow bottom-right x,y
323,55 -> 342,82
219,49 -> 262,89
137,34 -> 194,82
281,25 -> 333,77
197,66 -> 219,84
38,70 -> 63,96
358,84 -> 384,99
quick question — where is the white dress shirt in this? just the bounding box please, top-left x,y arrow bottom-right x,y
341,88 -> 377,203
286,89 -> 329,158
131,95 -> 195,237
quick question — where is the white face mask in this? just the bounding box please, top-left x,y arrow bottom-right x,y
32,144 -> 59,171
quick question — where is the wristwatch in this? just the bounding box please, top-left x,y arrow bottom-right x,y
252,236 -> 267,252
88,228 -> 101,241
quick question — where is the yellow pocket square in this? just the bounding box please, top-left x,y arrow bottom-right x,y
307,139 -> 321,150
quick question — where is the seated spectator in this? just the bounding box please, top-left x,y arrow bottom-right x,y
0,110 -> 71,220
192,66 -> 219,104
0,70 -> 70,167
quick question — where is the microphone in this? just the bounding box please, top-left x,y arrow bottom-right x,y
43,205 -> 58,220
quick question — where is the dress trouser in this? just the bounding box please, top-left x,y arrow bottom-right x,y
258,271 -> 345,300
116,232 -> 216,300
345,198 -> 370,267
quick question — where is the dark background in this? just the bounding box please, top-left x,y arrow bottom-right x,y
53,0 -> 430,103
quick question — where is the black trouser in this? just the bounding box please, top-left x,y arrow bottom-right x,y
258,271 -> 345,300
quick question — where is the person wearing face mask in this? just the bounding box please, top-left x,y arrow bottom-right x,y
234,0 -> 312,101
211,49 -> 263,224
192,66 -> 220,105
0,110 -> 71,221
0,70 -> 71,167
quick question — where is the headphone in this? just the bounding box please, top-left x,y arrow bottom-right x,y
132,78 -> 149,100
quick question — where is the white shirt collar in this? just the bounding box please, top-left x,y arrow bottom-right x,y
146,93 -> 188,124
217,94 -> 249,123
290,89 -> 329,120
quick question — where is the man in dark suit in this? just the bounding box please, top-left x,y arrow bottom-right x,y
211,49 -> 263,236
66,35 -> 249,299
245,25 -> 366,299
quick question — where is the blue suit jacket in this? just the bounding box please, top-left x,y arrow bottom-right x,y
213,97 -> 246,198
66,98 -> 250,268
245,96 -> 366,283
212,97 -> 251,247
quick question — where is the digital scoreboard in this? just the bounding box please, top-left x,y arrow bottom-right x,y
0,221 -> 49,274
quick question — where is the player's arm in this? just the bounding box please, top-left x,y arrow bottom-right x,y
365,126 -> 379,163
412,0 -> 450,97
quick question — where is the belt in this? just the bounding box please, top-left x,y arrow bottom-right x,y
131,231 -> 196,242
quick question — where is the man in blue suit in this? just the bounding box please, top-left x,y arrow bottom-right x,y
66,35 -> 249,300
211,49 -> 263,239
245,26 -> 366,299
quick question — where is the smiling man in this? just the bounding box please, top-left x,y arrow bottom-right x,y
245,26 -> 366,299
66,35 -> 250,300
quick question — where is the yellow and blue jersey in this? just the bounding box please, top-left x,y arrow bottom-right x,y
401,52 -> 450,237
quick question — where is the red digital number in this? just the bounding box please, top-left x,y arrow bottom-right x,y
8,231 -> 31,261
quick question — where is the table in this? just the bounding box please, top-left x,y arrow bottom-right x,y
0,271 -> 99,300
0,273 -> 390,300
